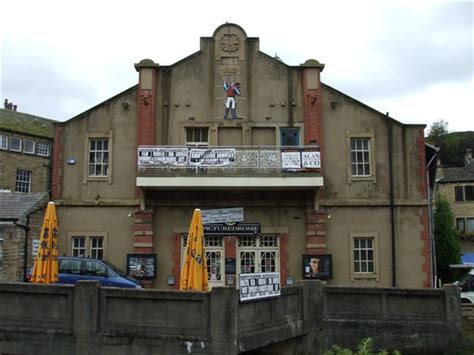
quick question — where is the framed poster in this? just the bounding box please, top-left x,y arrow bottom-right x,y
302,254 -> 332,280
127,254 -> 157,280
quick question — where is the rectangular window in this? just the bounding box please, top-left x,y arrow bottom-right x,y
350,138 -> 371,176
72,237 -> 86,257
280,127 -> 300,146
23,139 -> 35,154
10,137 -> 21,152
37,141 -> 50,156
88,139 -> 109,177
465,186 -> 474,201
186,127 -> 209,146
455,186 -> 474,202
455,186 -> 464,202
15,170 -> 32,192
0,134 -> 8,150
90,237 -> 104,259
457,218 -> 466,233
468,218 -> 474,233
353,237 -> 374,273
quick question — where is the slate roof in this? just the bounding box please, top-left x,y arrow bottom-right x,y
438,163 -> 474,183
0,192 -> 49,220
0,109 -> 57,138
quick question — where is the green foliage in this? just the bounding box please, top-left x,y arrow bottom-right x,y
426,120 -> 474,167
434,195 -> 461,283
324,338 -> 402,355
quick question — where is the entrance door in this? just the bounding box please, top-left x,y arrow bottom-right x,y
236,235 -> 280,287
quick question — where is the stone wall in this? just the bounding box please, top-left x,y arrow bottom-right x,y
462,304 -> 474,351
0,282 -> 464,354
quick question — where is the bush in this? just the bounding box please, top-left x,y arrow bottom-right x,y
324,338 -> 402,355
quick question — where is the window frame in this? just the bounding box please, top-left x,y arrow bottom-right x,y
15,170 -> 32,193
185,127 -> 209,147
9,136 -> 22,152
349,232 -> 380,281
36,141 -> 50,157
23,139 -> 35,155
346,132 -> 376,183
83,132 -> 113,184
455,185 -> 474,202
0,134 -> 8,150
68,232 -> 107,259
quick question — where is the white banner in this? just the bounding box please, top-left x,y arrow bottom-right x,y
138,147 -> 188,166
201,207 -> 244,224
302,151 -> 321,168
239,272 -> 281,302
189,149 -> 236,167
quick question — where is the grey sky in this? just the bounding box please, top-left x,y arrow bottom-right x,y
1,0 -> 472,133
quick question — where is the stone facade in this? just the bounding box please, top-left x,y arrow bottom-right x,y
52,23 -> 433,290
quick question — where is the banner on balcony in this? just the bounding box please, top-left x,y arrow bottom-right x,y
281,151 -> 320,169
138,147 -> 189,166
189,148 -> 236,167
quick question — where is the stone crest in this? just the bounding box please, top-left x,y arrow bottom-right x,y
221,34 -> 240,53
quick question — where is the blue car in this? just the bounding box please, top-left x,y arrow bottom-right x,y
57,256 -> 142,288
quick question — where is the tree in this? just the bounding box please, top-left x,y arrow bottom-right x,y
427,119 -> 448,144
434,195 -> 460,283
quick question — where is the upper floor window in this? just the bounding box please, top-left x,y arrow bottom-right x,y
15,170 -> 32,192
350,138 -> 371,176
455,185 -> 474,202
186,127 -> 208,146
0,134 -> 8,150
10,137 -> 22,152
280,127 -> 300,146
88,139 -> 109,177
37,141 -> 50,156
23,139 -> 35,154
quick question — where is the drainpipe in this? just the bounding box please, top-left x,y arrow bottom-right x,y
387,114 -> 396,287
426,148 -> 439,288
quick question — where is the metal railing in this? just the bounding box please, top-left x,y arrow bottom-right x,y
137,145 -> 321,174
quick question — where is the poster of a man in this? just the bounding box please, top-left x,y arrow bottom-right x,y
223,79 -> 241,120
303,254 -> 332,280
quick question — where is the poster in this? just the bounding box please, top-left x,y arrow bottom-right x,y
239,272 -> 280,301
302,254 -> 332,280
127,254 -> 157,280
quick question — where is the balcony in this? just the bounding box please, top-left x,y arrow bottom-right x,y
136,146 -> 323,189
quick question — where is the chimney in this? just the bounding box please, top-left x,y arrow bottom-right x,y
465,149 -> 472,166
4,99 -> 8,109
7,103 -> 13,110
13,105 -> 17,111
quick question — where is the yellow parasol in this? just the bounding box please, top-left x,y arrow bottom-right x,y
180,209 -> 209,291
30,202 -> 59,284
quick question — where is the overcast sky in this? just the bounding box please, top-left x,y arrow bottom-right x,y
1,0 -> 472,133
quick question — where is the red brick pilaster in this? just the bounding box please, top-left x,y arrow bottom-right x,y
224,236 -> 237,286
51,125 -> 63,200
305,206 -> 327,255
420,207 -> 432,288
135,59 -> 159,146
133,210 -> 154,288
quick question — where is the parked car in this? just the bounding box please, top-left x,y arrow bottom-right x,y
28,256 -> 142,289
456,268 -> 474,304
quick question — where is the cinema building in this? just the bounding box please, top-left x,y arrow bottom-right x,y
52,23 -> 436,289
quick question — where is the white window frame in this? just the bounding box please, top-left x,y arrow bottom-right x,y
83,132 -> 113,184
185,127 -> 209,147
346,132 -> 376,183
349,232 -> 380,281
23,139 -> 35,154
9,136 -> 22,152
0,134 -> 8,150
15,170 -> 32,192
36,141 -> 50,157
68,232 -> 107,259
237,235 -> 280,286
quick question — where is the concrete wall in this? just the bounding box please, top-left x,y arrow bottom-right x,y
0,282 -> 463,354
462,304 -> 474,351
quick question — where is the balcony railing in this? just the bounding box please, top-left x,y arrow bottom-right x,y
137,145 -> 321,175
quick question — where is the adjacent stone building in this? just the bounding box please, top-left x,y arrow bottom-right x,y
437,149 -> 474,256
52,23 -> 436,289
0,102 -> 56,281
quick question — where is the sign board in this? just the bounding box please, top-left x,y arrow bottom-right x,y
239,272 -> 281,302
138,147 -> 188,166
189,148 -> 236,167
225,258 -> 236,275
204,223 -> 260,235
281,151 -> 320,169
32,239 -> 40,258
302,151 -> 321,168
201,207 -> 244,224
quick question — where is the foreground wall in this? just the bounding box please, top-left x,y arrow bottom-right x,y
0,282 -> 463,354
